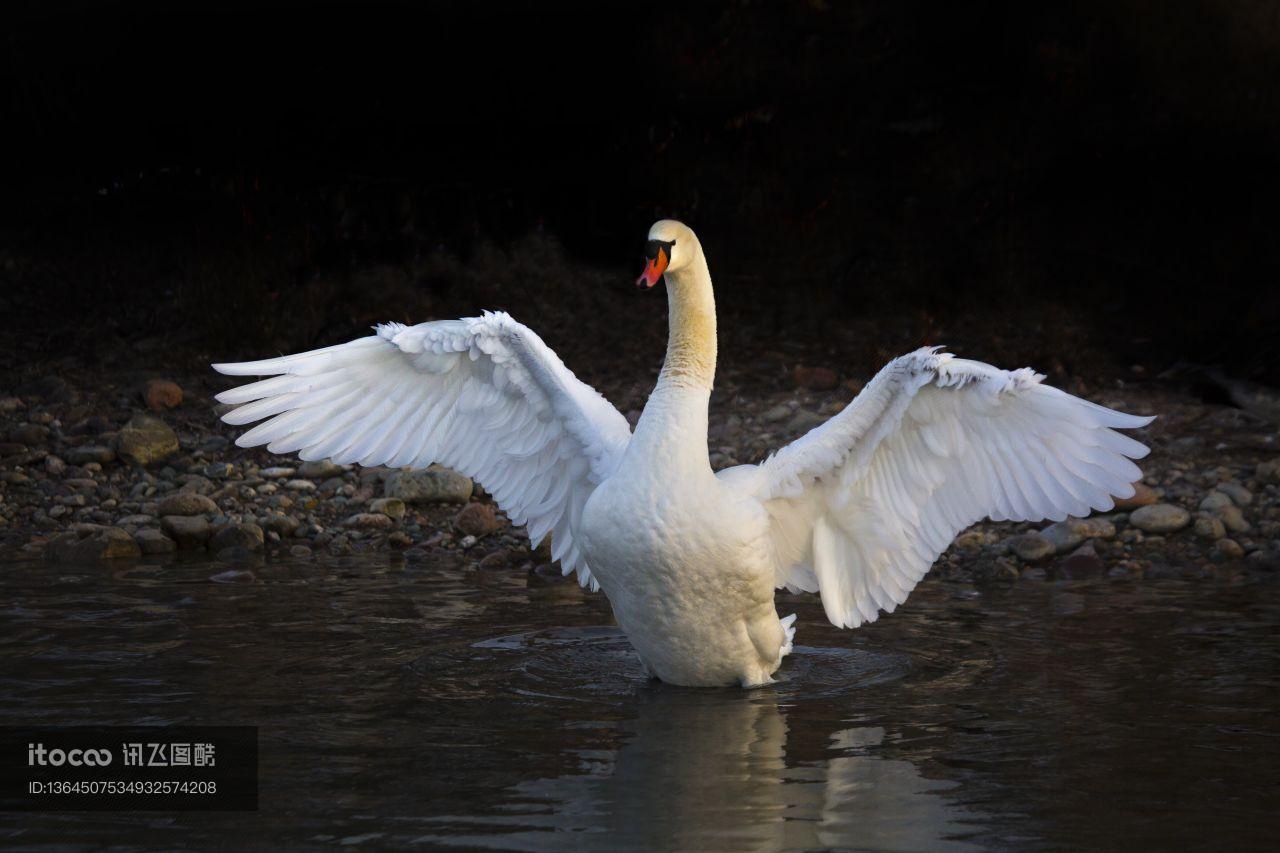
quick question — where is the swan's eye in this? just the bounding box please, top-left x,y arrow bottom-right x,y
644,239 -> 675,261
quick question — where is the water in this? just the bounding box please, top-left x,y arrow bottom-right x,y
1,555 -> 1277,850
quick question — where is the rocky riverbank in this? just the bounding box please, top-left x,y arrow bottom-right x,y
2,357 -> 1279,587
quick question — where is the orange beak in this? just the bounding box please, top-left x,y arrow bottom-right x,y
636,246 -> 669,289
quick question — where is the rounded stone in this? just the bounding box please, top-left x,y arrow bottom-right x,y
143,379 -> 184,411
46,526 -> 141,562
209,522 -> 265,552
1216,482 -> 1253,507
161,515 -> 212,548
1217,505 -> 1251,534
368,497 -> 406,522
1129,504 -> 1191,534
1198,491 -> 1233,512
386,465 -> 473,505
1255,459 -> 1280,486
134,528 -> 177,554
297,459 -> 344,479
1041,519 -> 1090,553
116,414 -> 179,466
65,445 -> 116,465
1113,482 -> 1158,511
1213,538 -> 1245,561
260,513 -> 301,537
454,503 -> 499,537
478,548 -> 513,569
343,513 -> 395,530
1009,532 -> 1055,562
1194,515 -> 1226,540
157,492 -> 218,516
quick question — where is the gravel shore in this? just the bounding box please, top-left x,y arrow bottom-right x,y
3,357 -> 1279,587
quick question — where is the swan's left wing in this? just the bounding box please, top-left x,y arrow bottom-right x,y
213,311 -> 631,589
752,348 -> 1153,628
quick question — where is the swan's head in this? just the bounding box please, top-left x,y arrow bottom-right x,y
637,219 -> 697,288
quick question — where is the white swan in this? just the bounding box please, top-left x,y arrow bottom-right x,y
213,219 -> 1153,688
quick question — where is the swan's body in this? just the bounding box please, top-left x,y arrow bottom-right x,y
213,220 -> 1153,687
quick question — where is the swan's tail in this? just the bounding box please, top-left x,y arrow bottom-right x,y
779,613 -> 797,660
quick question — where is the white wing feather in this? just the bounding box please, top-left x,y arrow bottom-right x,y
754,347 -> 1154,629
212,311 -> 631,590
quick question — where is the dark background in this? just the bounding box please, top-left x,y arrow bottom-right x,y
3,0 -> 1278,386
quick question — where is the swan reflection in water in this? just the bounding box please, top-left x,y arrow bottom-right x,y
425,684 -> 977,851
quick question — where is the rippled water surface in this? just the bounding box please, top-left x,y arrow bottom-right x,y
1,555 -> 1277,850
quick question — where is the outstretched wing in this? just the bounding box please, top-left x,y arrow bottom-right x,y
212,311 -> 631,589
752,347 -> 1153,628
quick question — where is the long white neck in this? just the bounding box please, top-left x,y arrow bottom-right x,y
659,242 -> 717,391
625,240 -> 717,474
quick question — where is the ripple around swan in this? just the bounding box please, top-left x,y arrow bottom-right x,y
410,626 -> 911,701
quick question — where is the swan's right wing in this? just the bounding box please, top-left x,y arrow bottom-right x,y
213,311 -> 631,589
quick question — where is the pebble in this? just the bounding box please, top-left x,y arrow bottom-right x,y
10,423 -> 50,445
762,404 -> 792,424
1010,532 -> 1055,561
203,462 -> 235,479
209,522 -> 265,552
116,414 -> 179,466
343,512 -> 395,530
297,459 -> 344,479
200,436 -> 230,454
954,530 -> 994,551
1213,538 -> 1245,561
157,493 -> 218,516
261,466 -> 296,479
478,549 -> 513,569
65,445 -> 115,465
454,503 -> 499,537
134,528 -> 177,554
1129,504 -> 1191,534
385,465 -> 473,504
1059,544 -> 1105,576
369,497 -> 406,521
1217,505 -> 1250,534
143,379 -> 184,411
1199,491 -> 1233,512
260,513 -> 300,537
458,534 -> 478,550
161,515 -> 212,548
284,479 -> 317,492
387,531 -> 413,549
1216,482 -> 1253,507
179,475 -> 214,495
1256,459 -> 1280,486
46,525 -> 141,561
1040,517 -> 1114,553
1194,515 -> 1226,540
289,544 -> 314,558
1113,482 -> 1158,511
